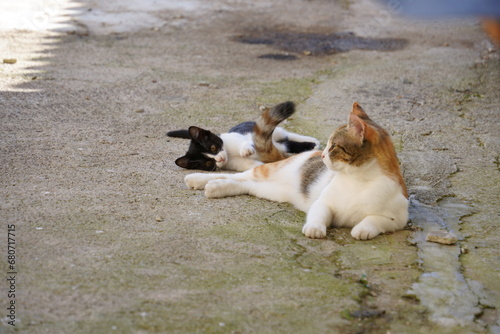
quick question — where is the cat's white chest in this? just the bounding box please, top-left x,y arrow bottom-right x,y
322,172 -> 398,227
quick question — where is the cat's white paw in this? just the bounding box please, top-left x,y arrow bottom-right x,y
302,222 -> 327,239
215,151 -> 228,167
351,223 -> 381,240
185,174 -> 210,190
240,142 -> 256,157
205,179 -> 231,198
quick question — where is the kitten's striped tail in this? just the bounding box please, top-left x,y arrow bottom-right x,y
253,101 -> 295,163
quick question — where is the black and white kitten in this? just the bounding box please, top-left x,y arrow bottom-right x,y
167,101 -> 320,172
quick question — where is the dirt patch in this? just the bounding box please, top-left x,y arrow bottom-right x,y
235,28 -> 408,56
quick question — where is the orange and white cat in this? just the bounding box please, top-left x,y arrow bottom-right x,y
185,103 -> 408,240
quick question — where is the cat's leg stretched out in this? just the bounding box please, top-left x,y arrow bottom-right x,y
185,156 -> 302,203
185,172 -> 236,190
185,172 -> 293,203
184,171 -> 263,199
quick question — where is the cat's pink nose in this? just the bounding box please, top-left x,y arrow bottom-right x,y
321,153 -> 325,159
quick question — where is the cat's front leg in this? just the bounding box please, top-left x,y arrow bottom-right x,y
350,215 -> 401,240
302,200 -> 333,239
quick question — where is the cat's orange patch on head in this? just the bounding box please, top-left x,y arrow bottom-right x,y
349,103 -> 408,198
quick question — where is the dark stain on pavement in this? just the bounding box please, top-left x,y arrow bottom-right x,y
235,29 -> 408,58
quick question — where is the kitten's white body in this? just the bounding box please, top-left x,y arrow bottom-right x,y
186,148 -> 408,240
213,127 -> 320,172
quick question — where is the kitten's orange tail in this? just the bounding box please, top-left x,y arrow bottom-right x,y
253,101 -> 295,163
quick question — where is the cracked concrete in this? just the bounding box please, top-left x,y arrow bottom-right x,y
0,0 -> 499,333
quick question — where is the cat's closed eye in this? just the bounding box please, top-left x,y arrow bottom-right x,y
339,146 -> 350,155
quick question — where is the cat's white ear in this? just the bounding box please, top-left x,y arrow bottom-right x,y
348,113 -> 366,145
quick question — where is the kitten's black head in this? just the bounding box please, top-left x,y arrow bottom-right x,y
188,126 -> 223,155
172,126 -> 223,171
175,154 -> 217,171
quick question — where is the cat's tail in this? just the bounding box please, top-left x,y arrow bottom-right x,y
166,129 -> 190,139
253,101 -> 295,163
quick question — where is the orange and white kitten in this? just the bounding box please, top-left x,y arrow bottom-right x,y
185,103 -> 408,240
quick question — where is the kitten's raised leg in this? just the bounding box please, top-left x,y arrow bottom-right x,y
273,128 -> 320,149
302,200 -> 333,239
350,215 -> 402,240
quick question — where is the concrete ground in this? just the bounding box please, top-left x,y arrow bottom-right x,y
0,0 -> 498,333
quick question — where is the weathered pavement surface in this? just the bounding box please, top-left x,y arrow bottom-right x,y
1,0 -> 499,333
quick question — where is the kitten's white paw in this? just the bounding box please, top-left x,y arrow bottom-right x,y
302,222 -> 327,239
215,151 -> 228,167
185,174 -> 210,190
205,179 -> 231,198
240,142 -> 256,157
312,139 -> 321,150
351,223 -> 381,240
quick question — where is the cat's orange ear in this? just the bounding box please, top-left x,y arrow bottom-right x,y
352,102 -> 369,119
348,113 -> 366,145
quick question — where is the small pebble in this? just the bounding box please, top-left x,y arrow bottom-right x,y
3,58 -> 17,64
135,108 -> 145,113
426,230 -> 458,245
155,216 -> 163,222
